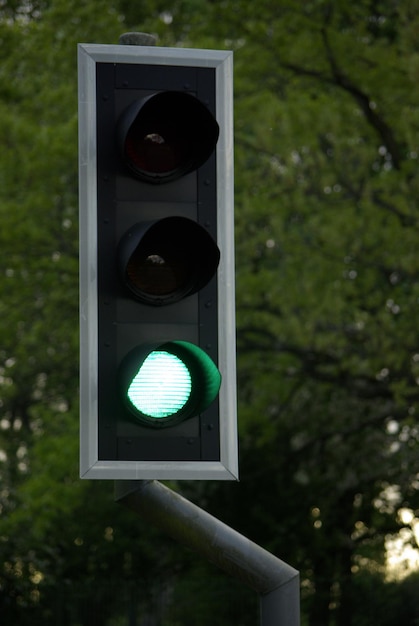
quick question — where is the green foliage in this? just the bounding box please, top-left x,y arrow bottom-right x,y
1,0 -> 419,625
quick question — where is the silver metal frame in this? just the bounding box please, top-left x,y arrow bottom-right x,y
78,43 -> 237,480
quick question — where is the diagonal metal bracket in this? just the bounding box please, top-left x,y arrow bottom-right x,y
115,480 -> 300,625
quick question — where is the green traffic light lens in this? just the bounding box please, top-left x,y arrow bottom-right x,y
127,351 -> 192,418
119,341 -> 221,428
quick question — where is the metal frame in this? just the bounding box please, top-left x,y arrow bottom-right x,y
78,43 -> 237,480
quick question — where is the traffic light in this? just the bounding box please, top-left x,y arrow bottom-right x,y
78,43 -> 237,480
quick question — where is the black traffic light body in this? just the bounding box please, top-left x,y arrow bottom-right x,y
78,43 -> 237,480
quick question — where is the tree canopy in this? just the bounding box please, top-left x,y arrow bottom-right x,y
1,1 -> 419,625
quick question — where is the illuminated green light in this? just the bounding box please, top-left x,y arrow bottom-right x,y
127,350 -> 192,418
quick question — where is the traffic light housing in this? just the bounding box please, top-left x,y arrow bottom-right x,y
78,43 -> 237,480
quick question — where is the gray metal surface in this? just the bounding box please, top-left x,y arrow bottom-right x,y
116,480 -> 300,625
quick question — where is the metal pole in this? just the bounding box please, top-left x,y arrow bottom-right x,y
115,480 -> 300,626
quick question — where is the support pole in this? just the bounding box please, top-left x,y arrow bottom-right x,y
115,480 -> 300,626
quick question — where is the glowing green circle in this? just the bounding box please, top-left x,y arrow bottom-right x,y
127,350 -> 192,418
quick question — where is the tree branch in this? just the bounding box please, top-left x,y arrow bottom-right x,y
320,27 -> 404,169
279,29 -> 404,169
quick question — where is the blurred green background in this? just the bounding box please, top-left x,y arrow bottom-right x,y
1,1 -> 419,624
